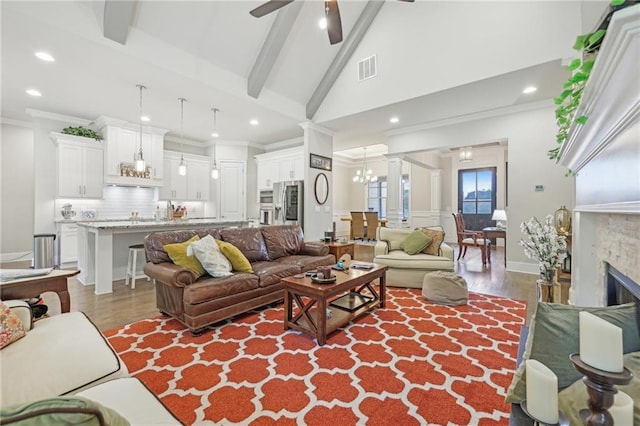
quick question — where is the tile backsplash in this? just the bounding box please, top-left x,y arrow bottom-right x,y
54,186 -> 206,220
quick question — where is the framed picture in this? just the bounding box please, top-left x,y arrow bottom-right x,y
310,153 -> 332,171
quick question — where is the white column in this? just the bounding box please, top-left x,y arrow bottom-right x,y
430,169 -> 441,211
386,157 -> 403,228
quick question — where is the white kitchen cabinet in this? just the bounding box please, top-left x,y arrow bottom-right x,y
58,222 -> 78,265
96,117 -> 167,187
280,152 -> 304,181
53,133 -> 104,199
219,160 -> 245,220
255,146 -> 303,191
187,160 -> 210,201
159,157 -> 187,200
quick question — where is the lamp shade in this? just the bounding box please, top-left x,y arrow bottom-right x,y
491,210 -> 507,221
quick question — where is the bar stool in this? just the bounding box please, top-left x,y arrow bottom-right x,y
125,244 -> 148,289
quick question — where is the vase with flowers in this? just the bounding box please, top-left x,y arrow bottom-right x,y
519,215 -> 568,303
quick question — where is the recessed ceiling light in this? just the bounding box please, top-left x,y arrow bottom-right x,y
250,119 -> 259,126
211,131 -> 220,138
35,51 -> 55,62
523,86 -> 537,94
389,116 -> 399,124
141,115 -> 150,122
318,18 -> 327,29
26,89 -> 42,97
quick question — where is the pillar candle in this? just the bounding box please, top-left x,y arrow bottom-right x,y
609,391 -> 634,426
579,311 -> 624,372
525,359 -> 559,424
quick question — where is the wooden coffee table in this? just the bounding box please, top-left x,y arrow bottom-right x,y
281,262 -> 387,345
0,269 -> 79,313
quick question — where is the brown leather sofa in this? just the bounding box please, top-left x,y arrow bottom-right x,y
143,225 -> 334,335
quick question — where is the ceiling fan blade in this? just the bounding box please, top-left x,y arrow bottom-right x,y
398,0 -> 415,2
325,0 -> 343,45
249,0 -> 294,18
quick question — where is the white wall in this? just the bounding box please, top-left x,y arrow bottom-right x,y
302,124 -> 333,241
1,123 -> 35,261
315,1 -> 581,122
387,105 -> 574,272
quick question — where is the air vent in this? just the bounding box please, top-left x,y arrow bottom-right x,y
357,55 -> 377,81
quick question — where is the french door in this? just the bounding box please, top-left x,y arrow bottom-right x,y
457,167 -> 496,230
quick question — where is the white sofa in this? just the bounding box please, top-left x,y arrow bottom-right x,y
373,227 -> 455,288
0,300 -> 180,425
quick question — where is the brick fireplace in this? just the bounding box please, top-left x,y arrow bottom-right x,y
558,5 -> 640,307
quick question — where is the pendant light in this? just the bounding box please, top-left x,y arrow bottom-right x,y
177,97 -> 187,176
352,147 -> 378,184
134,84 -> 146,172
211,107 -> 219,180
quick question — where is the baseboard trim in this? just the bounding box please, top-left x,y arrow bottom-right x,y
507,261 -> 539,275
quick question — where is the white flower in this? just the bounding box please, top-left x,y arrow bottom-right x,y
519,215 -> 567,281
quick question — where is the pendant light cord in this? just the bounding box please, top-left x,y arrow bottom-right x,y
137,85 -> 145,154
179,98 -> 186,162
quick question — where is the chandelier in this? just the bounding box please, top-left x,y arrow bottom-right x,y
352,147 -> 378,184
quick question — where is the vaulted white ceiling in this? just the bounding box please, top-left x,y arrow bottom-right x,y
1,1 -> 608,149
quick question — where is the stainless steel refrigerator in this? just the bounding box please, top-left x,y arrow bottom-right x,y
273,181 -> 303,227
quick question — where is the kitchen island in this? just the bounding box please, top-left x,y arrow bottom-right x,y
77,219 -> 248,294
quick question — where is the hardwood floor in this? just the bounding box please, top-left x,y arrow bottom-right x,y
39,244 -> 540,332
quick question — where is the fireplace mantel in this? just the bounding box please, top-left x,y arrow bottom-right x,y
558,5 -> 640,307
559,5 -> 640,176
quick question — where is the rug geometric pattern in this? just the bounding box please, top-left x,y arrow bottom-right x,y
105,288 -> 526,425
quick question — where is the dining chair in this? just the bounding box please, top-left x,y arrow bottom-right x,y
452,212 -> 490,265
350,211 -> 367,240
364,211 -> 379,241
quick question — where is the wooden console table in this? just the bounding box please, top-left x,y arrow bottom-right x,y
323,241 -> 355,261
483,227 -> 507,266
0,269 -> 79,313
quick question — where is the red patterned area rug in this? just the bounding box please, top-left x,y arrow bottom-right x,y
105,288 -> 526,425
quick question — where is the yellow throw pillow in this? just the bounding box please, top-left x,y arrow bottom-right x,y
216,240 -> 254,273
420,227 -> 445,256
164,235 -> 206,279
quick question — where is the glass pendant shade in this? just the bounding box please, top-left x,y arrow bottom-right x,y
178,155 -> 187,176
211,166 -> 219,179
177,97 -> 187,176
135,84 -> 146,172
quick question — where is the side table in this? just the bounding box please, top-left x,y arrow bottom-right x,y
323,241 -> 355,261
483,227 -> 507,266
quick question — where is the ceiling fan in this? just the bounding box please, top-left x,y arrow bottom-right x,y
250,0 -> 414,45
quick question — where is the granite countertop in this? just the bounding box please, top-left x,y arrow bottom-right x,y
76,218 -> 246,230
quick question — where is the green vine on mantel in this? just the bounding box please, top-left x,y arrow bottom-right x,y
549,0 -> 631,163
61,126 -> 102,141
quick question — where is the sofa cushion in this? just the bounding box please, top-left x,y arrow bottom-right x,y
0,396 -> 129,426
76,378 -> 181,425
220,228 -> 268,262
400,230 -> 433,255
505,302 -> 640,403
0,301 -> 26,349
260,225 -> 304,260
187,235 -> 233,278
0,312 -> 127,407
251,261 -> 301,287
419,226 -> 446,256
145,229 -> 199,264
274,254 -> 336,272
217,240 -> 254,273
182,274 -> 260,304
163,235 -> 206,279
374,251 -> 454,270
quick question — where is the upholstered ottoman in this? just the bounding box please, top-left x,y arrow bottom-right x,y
422,271 -> 468,306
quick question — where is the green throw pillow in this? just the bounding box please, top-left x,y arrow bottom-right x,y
505,302 -> 640,403
0,396 -> 130,426
216,240 -> 254,273
400,230 -> 433,255
164,235 -> 206,279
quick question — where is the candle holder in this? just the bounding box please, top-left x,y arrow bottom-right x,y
520,400 -> 569,425
569,353 -> 633,426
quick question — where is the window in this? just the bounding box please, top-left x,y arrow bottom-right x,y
367,175 -> 409,220
457,167 -> 496,230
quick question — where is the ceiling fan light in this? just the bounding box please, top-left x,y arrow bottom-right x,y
318,17 -> 327,29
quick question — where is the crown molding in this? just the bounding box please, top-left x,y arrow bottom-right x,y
0,117 -> 34,128
25,108 -> 92,126
298,121 -> 334,136
385,99 -> 553,137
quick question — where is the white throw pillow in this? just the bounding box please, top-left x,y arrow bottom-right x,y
186,235 -> 233,277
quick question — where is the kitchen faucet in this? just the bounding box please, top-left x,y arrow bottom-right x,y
166,200 -> 173,220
